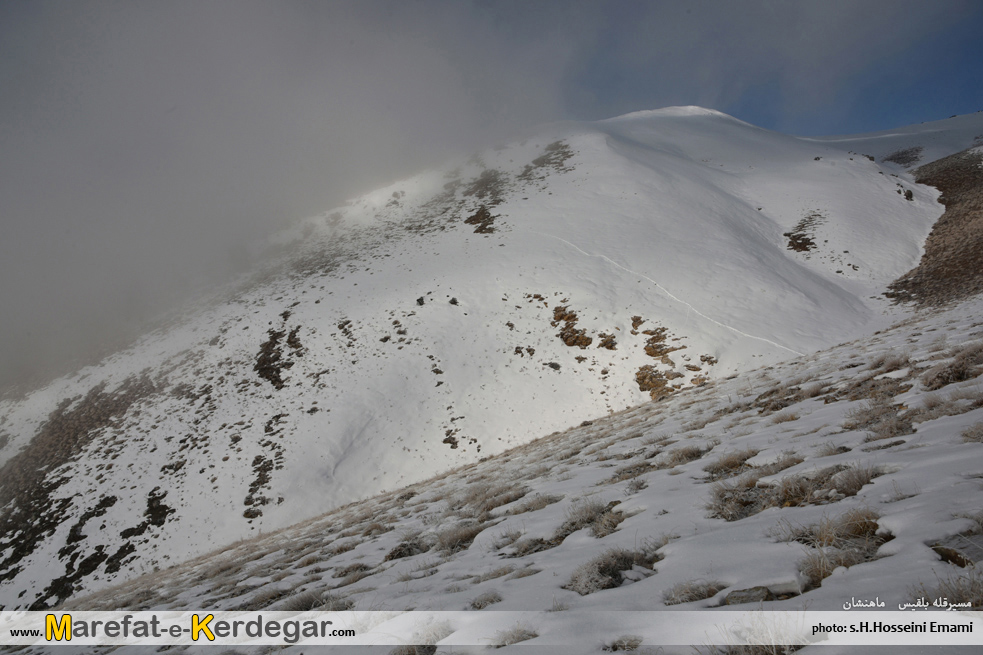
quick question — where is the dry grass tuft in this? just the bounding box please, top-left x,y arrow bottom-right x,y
656,441 -> 718,469
385,533 -> 431,561
799,382 -> 825,399
771,410 -> 800,424
830,464 -> 878,497
703,447 -> 758,481
565,547 -> 659,596
757,451 -> 804,477
663,579 -> 728,605
815,442 -> 850,457
707,463 -> 877,522
506,493 -> 563,515
869,350 -> 911,372
436,522 -> 486,554
450,482 -> 530,518
468,589 -> 503,609
962,421 -> 983,443
910,568 -> 983,609
844,399 -> 914,441
491,527 -> 523,550
561,497 -> 625,538
490,624 -> 538,648
606,461 -> 657,483
602,635 -> 644,651
275,590 -> 324,612
922,341 -> 983,390
509,567 -> 541,580
774,508 -> 888,590
471,566 -> 514,584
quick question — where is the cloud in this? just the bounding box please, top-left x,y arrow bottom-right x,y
0,0 -> 976,389
0,0 -> 577,388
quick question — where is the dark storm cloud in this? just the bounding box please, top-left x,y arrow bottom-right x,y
0,0 -> 978,390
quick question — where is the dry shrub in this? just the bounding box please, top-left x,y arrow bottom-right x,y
704,447 -> 759,480
602,635 -> 644,651
922,341 -> 983,390
844,399 -> 914,441
607,461 -> 656,483
663,579 -> 728,605
450,482 -> 530,518
336,570 -> 372,588
773,476 -> 815,507
333,562 -> 371,579
274,590 -> 324,612
643,433 -> 675,447
360,521 -> 392,537
707,472 -> 769,522
491,527 -> 523,550
815,442 -> 850,457
385,533 -> 431,561
756,451 -> 804,477
949,385 -> 983,403
798,382 -> 825,399
490,624 -> 538,648
509,567 -> 540,579
705,452 -> 803,521
962,422 -> 983,443
468,590 -> 503,609
799,548 -> 872,590
776,508 -> 888,589
239,586 -> 290,609
508,536 -> 551,557
436,522 -> 485,553
830,464 -> 877,496
506,493 -> 563,515
471,565 -> 514,584
869,350 -> 910,372
707,464 -> 876,522
775,507 -> 880,547
843,399 -> 895,430
910,568 -> 983,610
565,547 -> 659,596
656,441 -> 718,469
914,388 -> 981,423
771,411 -> 799,424
865,414 -> 914,441
330,540 -> 357,556
411,619 -> 453,647
553,497 -> 626,539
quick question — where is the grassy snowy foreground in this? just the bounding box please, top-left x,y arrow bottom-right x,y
59,293 -> 983,654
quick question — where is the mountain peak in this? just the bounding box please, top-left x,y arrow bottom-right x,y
2,110 -> 983,609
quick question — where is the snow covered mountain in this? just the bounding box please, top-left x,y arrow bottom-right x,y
50,291 -> 983,655
1,107 -> 982,610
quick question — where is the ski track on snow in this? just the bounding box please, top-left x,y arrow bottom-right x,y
531,229 -> 806,357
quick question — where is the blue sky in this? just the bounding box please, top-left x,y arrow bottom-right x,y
1,0 -> 982,386
556,0 -> 983,135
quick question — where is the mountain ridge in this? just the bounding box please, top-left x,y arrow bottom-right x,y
2,107 -> 982,610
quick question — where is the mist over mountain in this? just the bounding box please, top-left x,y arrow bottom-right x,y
3,0 -> 982,393
2,107 -> 982,613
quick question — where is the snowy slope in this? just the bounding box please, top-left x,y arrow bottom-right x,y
2,107 -> 982,610
48,292 -> 983,655
811,110 -> 983,169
